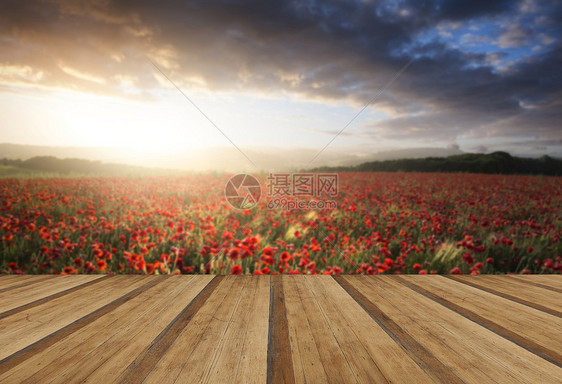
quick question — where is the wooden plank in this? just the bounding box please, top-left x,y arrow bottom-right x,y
0,275 -> 560,383
396,275 -> 562,366
142,276 -> 248,383
305,276 -> 388,384
508,276 -> 562,293
205,276 -> 270,384
0,276 -> 108,321
169,276 -> 266,384
0,276 -> 154,362
12,276 -> 213,384
0,275 -> 106,313
513,275 -> 562,291
0,276 -> 55,292
0,276 -> 39,289
345,276 -> 562,383
283,276 -> 329,384
233,276 -> 270,384
0,276 -> 203,383
313,276 -> 436,383
448,275 -> 562,317
266,275 -> 294,384
285,276 -> 438,383
85,276 -> 214,383
290,276 -> 357,383
336,276 -> 460,383
114,276 -> 222,384
472,275 -> 562,308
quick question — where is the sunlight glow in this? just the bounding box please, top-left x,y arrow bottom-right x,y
4,89 -> 218,156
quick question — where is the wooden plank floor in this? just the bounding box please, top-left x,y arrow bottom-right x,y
0,275 -> 560,383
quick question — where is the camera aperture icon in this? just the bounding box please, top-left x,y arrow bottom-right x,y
225,174 -> 261,209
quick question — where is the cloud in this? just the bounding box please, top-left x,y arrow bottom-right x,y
539,33 -> 556,45
520,0 -> 539,14
447,143 -> 460,150
0,0 -> 560,155
60,65 -> 106,84
437,0 -> 515,20
0,64 -> 43,82
497,23 -> 533,48
460,33 -> 491,45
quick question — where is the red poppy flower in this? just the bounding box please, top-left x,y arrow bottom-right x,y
96,260 -> 107,271
280,252 -> 292,263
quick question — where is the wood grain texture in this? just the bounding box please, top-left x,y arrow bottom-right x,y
508,276 -> 562,293
0,275 -> 560,383
147,276 -> 246,384
396,275 -> 562,367
312,276 -> 431,383
0,275 -> 107,314
0,275 -> 108,321
0,275 -> 54,293
267,275 -> 294,384
343,275 -> 562,383
0,276 -> 210,383
513,275 -> 562,290
118,275 -> 222,384
336,276 -> 460,383
204,276 -> 269,384
448,275 -> 562,317
141,276 -> 270,384
0,276 -> 154,363
0,276 -> 40,289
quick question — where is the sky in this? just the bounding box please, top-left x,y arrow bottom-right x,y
0,0 -> 561,168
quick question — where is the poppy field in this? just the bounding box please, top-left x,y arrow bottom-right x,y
1,172 -> 560,275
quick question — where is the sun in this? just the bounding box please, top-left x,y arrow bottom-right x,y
37,89 -> 218,155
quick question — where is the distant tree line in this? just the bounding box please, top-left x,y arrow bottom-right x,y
311,152 -> 562,176
1,152 -> 560,176
0,156 -> 159,176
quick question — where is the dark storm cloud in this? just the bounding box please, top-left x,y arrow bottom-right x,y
437,0 -> 516,20
0,0 -> 561,150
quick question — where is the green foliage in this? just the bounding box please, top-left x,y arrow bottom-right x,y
0,157 -> 182,178
313,152 -> 562,176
